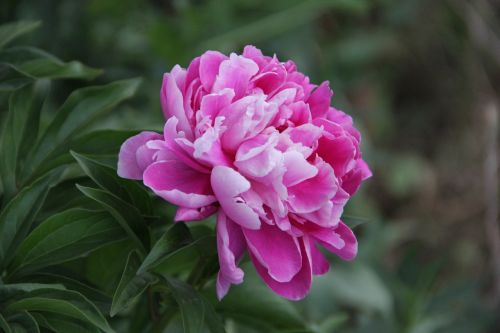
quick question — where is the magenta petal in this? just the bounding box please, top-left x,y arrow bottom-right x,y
312,222 -> 358,261
310,241 -> 330,275
216,212 -> 246,299
143,160 -> 216,209
250,237 -> 312,300
243,222 -> 302,283
307,81 -> 332,119
287,160 -> 337,214
211,166 -> 261,230
117,131 -> 162,180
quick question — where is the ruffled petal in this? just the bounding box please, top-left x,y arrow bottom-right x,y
117,131 -> 162,180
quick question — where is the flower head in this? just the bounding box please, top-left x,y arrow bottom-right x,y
118,46 -> 371,300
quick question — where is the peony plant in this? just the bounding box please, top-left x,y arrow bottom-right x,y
118,45 -> 371,300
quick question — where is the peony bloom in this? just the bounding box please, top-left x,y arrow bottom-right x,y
117,46 -> 371,300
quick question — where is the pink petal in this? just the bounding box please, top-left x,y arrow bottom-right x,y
243,222 -> 302,283
312,221 -> 357,261
216,212 -> 246,299
307,81 -> 332,119
210,166 -> 261,230
250,237 -> 312,300
160,66 -> 194,140
174,205 -> 218,222
117,131 -> 162,180
283,151 -> 317,187
234,132 -> 281,178
143,160 -> 216,209
287,160 -> 337,214
213,53 -> 259,99
199,51 -> 227,92
310,241 -> 330,275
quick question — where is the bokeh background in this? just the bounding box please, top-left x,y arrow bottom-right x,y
2,0 -> 499,332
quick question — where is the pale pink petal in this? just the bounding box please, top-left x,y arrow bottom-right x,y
199,51 -> 227,92
160,66 -> 194,140
211,166 -> 261,230
117,131 -> 162,180
283,151 -> 317,187
143,161 -> 216,209
174,205 -> 218,222
213,53 -> 259,99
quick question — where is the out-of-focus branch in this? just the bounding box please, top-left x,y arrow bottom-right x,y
483,101 -> 500,305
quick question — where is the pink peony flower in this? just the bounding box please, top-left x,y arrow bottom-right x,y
117,46 -> 371,300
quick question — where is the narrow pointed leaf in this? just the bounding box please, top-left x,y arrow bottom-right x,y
8,209 -> 126,277
0,171 -> 59,270
23,78 -> 141,183
0,314 -> 12,333
32,313 -> 99,333
6,289 -> 114,333
163,277 -> 226,333
110,251 -> 157,317
0,21 -> 41,49
6,311 -> 39,333
138,223 -> 192,274
76,185 -> 149,252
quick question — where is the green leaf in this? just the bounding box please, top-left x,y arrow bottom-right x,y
110,251 -> 157,317
0,82 -> 47,200
0,283 -> 66,302
76,185 -> 149,252
0,314 -> 12,333
22,78 -> 141,183
6,312 -> 39,333
0,171 -> 59,270
217,264 -> 306,332
152,235 -> 216,277
32,313 -> 99,333
0,21 -> 41,49
71,151 -> 152,214
0,47 -> 101,81
163,277 -> 226,333
138,223 -> 192,274
25,271 -> 111,313
8,208 -> 126,277
6,289 -> 114,333
30,129 -> 139,180
343,215 -> 371,229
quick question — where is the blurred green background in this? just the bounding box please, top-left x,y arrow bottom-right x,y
1,0 -> 498,332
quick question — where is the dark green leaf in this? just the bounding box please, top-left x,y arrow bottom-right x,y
71,151 -> 152,214
0,82 -> 47,200
76,185 -> 149,252
138,223 -> 192,274
8,209 -> 126,277
110,251 -> 157,317
32,313 -> 99,333
24,271 -> 111,313
0,283 -> 65,304
0,314 -> 12,333
22,78 -> 141,183
163,277 -> 226,333
6,289 -> 114,333
6,312 -> 39,333
29,129 -> 139,180
0,171 -> 59,270
217,264 -> 306,332
0,21 -> 41,49
0,47 -> 101,81
343,215 -> 371,229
